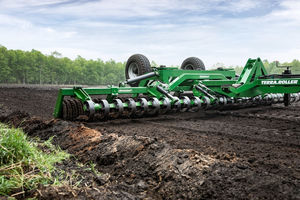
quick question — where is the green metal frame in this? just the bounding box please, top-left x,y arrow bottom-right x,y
54,58 -> 300,118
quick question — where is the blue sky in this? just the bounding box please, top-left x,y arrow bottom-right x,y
0,0 -> 299,68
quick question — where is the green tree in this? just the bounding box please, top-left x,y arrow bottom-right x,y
0,46 -> 11,83
1,44 -> 299,86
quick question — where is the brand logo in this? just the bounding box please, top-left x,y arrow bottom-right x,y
261,80 -> 298,85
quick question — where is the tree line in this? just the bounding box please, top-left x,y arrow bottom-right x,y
0,45 -> 300,85
0,45 -> 125,85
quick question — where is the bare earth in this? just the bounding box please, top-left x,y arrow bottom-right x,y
0,85 -> 299,200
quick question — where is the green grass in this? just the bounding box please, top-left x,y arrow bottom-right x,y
0,123 -> 69,197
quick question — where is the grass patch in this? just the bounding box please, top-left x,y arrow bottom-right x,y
0,123 -> 69,197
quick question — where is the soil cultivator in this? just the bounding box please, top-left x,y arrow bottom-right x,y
54,54 -> 300,120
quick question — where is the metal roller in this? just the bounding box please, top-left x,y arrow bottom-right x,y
190,96 -> 201,112
296,93 -> 300,102
135,98 -> 149,117
236,98 -> 243,104
276,94 -> 282,103
202,96 -> 211,109
110,99 -> 124,118
294,93 -> 299,102
160,97 -> 171,114
62,101 -> 68,119
279,94 -> 284,102
99,99 -> 110,118
218,97 -> 227,105
277,94 -> 281,103
241,97 -> 246,103
60,91 -> 300,121
124,98 -> 137,116
254,95 -> 262,104
171,97 -> 181,111
271,94 -> 278,103
180,96 -> 191,112
290,93 -> 297,103
245,97 -> 253,106
84,100 -> 95,120
245,97 -> 252,104
226,97 -> 234,105
148,97 -> 160,115
263,94 -> 272,105
74,99 -> 84,116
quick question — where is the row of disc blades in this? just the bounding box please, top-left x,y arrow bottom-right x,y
61,93 -> 300,121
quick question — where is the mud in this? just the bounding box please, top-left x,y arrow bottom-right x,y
0,85 -> 300,199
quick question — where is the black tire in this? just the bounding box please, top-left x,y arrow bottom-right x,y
181,57 -> 205,70
125,54 -> 152,86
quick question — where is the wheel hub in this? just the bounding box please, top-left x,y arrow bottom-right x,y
128,62 -> 139,78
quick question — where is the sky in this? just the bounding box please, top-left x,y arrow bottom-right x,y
0,0 -> 300,68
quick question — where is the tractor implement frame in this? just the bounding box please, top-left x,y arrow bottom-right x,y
54,57 -> 300,120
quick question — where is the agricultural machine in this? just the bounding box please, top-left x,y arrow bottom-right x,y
54,54 -> 300,120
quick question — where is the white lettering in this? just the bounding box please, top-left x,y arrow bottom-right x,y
261,80 -> 298,85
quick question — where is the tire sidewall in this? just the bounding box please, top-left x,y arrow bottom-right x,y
181,57 -> 205,70
125,54 -> 152,86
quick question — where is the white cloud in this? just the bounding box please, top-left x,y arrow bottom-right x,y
0,14 -> 32,28
0,0 -> 259,18
266,0 -> 300,23
217,0 -> 260,12
0,0 -> 299,68
0,0 -> 71,8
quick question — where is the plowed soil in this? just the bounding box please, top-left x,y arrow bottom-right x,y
0,85 -> 299,200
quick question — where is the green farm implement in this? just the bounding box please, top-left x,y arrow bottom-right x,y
54,54 -> 300,120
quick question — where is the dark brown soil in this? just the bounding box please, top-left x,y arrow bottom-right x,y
0,85 -> 59,119
0,85 -> 299,200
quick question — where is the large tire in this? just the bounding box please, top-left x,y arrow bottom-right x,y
181,57 -> 205,70
125,54 -> 152,86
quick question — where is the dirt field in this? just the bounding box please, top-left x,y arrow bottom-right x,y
0,85 -> 299,199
